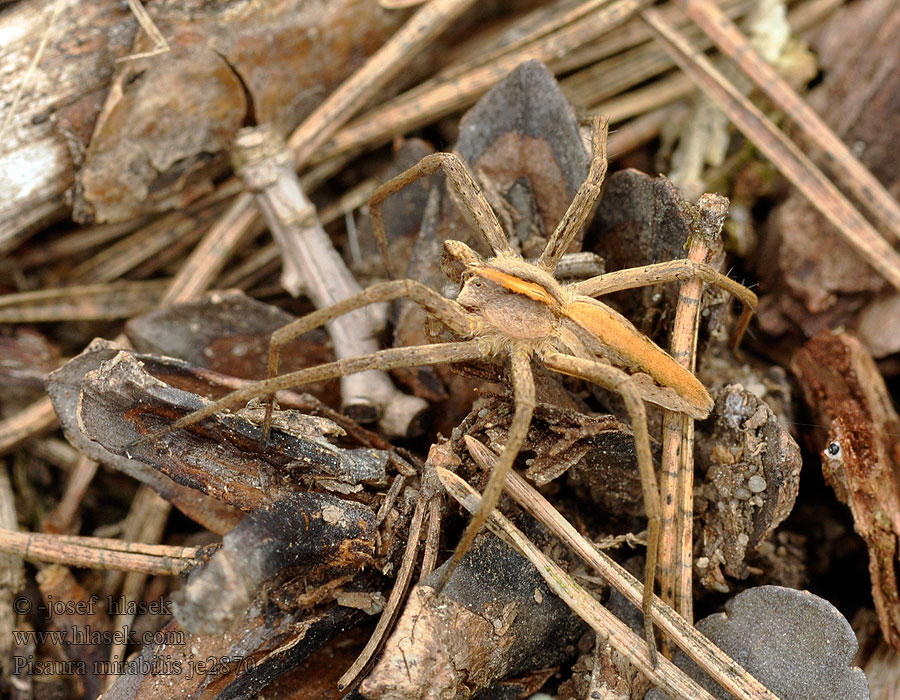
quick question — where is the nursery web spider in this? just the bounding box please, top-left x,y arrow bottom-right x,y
141,116 -> 756,656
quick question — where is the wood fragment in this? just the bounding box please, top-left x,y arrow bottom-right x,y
174,492 -> 376,635
658,193 -> 729,628
791,330 -> 900,652
0,528 -> 199,574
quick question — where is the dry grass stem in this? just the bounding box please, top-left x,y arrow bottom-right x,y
118,0 -> 169,61
288,0 -> 480,167
316,0 -> 654,164
657,194 -> 729,633
0,397 -> 60,456
682,0 -> 900,244
641,7 -> 900,294
43,456 -> 99,534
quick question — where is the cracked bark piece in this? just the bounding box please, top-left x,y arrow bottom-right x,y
47,338 -> 244,534
792,330 -> 900,651
694,384 -> 801,590
103,604 -> 360,700
175,492 -> 376,635
75,349 -> 389,512
75,0 -> 408,222
360,534 -> 585,700
647,586 -> 870,700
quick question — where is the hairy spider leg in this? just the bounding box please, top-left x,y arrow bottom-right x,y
260,279 -> 473,440
538,116 -> 609,272
369,152 -> 515,279
541,351 -> 660,666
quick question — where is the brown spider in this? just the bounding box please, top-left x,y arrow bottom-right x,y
140,116 -> 756,655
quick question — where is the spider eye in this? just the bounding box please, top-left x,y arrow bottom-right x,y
826,441 -> 842,457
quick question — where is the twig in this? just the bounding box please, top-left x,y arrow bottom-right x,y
104,488 -> 171,690
288,0 -> 480,167
640,7 -> 900,294
462,436 -> 782,700
0,528 -> 199,575
435,465 -> 718,700
0,466 -> 25,683
0,279 -> 169,323
657,193 -> 728,634
43,455 -> 98,533
117,0 -> 169,62
681,0 -> 900,245
314,0 -> 654,164
0,397 -> 60,456
234,126 -> 427,435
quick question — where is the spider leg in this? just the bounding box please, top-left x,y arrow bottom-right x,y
538,116 -> 609,272
432,350 -> 536,595
571,259 -> 757,349
263,279 -> 472,440
369,152 -> 513,279
133,340 -> 483,449
541,351 -> 660,666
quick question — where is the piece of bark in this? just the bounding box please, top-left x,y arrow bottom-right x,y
73,0 -> 409,223
360,532 -> 585,700
791,330 -> 900,651
174,492 -> 376,635
34,565 -> 113,699
693,384 -> 801,591
0,0 -> 137,253
75,350 -> 389,512
755,0 -> 900,355
46,339 -> 244,535
103,604 -> 361,700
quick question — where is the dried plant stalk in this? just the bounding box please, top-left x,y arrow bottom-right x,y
436,466 -> 719,700
0,528 -> 199,575
641,7 -> 900,294
682,0 -> 900,244
657,194 -> 730,632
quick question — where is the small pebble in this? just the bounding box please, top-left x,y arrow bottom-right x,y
748,475 -> 767,493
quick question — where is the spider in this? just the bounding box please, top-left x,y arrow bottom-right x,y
139,116 -> 756,655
